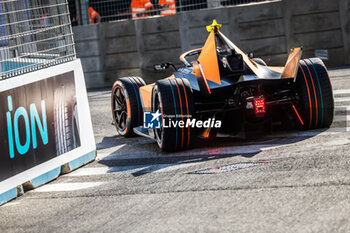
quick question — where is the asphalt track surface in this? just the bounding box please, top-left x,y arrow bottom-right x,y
1,67 -> 350,233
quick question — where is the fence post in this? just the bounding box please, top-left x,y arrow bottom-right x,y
75,0 -> 82,25
79,0 -> 89,25
177,14 -> 190,53
207,0 -> 220,9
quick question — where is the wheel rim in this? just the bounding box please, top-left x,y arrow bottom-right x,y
113,86 -> 128,132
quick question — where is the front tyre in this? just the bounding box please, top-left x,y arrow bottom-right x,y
111,77 -> 145,137
152,78 -> 195,152
295,58 -> 334,130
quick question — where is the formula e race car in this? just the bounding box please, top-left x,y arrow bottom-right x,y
111,20 -> 334,152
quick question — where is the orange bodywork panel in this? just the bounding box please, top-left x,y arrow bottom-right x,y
139,84 -> 155,112
282,47 -> 303,79
126,98 -> 131,118
192,62 -> 201,78
192,21 -> 302,81
200,126 -> 211,138
139,75 -> 175,111
198,30 -> 221,85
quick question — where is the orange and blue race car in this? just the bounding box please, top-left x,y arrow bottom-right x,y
111,20 -> 334,152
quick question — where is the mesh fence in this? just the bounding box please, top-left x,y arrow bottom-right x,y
69,0 -> 269,25
0,0 -> 76,80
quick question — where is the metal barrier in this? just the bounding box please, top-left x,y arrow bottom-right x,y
68,0 -> 268,25
0,0 -> 75,80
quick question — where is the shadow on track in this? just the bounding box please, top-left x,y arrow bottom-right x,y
97,127 -> 328,177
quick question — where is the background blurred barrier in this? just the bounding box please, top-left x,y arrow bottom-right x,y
72,0 -> 350,88
68,0 -> 268,25
0,59 -> 96,205
0,0 -> 76,80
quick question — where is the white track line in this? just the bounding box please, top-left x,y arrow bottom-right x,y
33,182 -> 105,192
2,202 -> 20,207
97,126 -> 350,161
265,127 -> 350,138
334,97 -> 350,103
333,89 -> 350,95
75,127 -> 350,176
98,143 -> 290,161
329,127 -> 350,132
335,106 -> 350,111
333,115 -> 350,122
66,163 -> 198,177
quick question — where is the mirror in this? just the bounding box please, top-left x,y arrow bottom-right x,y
153,62 -> 177,71
153,63 -> 168,71
153,63 -> 177,71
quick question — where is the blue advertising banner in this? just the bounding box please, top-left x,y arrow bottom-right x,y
0,71 -> 81,182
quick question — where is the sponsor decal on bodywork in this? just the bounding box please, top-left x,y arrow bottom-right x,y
143,110 -> 222,129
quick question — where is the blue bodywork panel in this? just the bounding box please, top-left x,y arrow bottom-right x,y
173,64 -> 282,92
174,67 -> 239,91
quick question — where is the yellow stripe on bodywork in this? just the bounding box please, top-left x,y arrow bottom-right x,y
198,30 -> 221,85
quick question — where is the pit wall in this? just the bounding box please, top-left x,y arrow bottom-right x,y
73,0 -> 350,88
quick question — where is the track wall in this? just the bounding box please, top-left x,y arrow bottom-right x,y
73,0 -> 350,88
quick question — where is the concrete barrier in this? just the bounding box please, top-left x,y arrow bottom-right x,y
0,59 -> 96,205
73,0 -> 350,88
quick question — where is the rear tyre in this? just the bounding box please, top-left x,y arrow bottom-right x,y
295,58 -> 334,130
111,77 -> 146,137
152,78 -> 195,152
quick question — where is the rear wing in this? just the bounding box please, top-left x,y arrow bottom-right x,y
218,31 -> 303,80
190,20 -> 303,84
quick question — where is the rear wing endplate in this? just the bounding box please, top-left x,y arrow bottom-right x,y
281,47 -> 303,80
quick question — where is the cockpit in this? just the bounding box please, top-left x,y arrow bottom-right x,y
215,34 -> 244,80
179,31 -> 245,82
